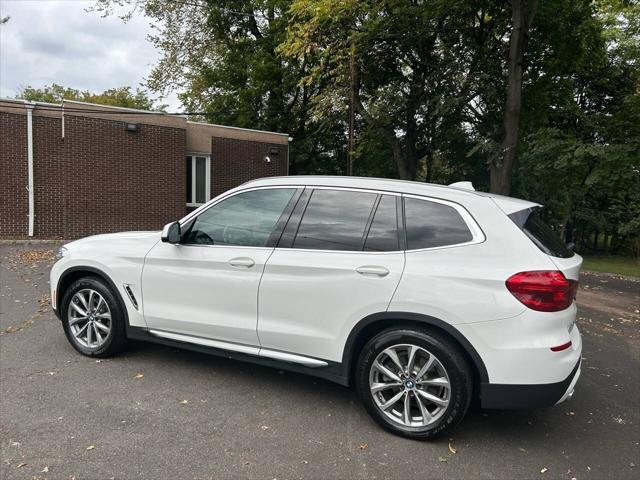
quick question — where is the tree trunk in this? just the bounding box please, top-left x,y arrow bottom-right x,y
490,0 -> 539,195
424,148 -> 434,183
393,144 -> 412,180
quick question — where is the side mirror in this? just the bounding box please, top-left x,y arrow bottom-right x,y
161,221 -> 181,244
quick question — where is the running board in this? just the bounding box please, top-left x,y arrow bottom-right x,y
148,329 -> 328,368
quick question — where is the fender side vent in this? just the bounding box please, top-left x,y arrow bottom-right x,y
123,284 -> 139,310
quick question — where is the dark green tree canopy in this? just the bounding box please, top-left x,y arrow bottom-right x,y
17,84 -> 160,110
91,0 -> 639,257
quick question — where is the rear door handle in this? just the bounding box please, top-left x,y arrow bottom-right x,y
228,257 -> 255,268
356,266 -> 390,277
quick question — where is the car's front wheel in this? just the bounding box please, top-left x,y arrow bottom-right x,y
355,327 -> 473,440
61,277 -> 127,358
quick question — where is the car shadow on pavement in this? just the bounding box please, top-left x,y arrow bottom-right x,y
120,338 -> 562,441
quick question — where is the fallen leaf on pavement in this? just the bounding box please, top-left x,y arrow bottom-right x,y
179,400 -> 189,404
565,411 -> 575,416
260,425 -> 270,431
359,443 -> 368,450
86,445 -> 95,450
448,440 -> 457,454
438,456 -> 448,463
16,463 -> 26,469
540,467 -> 548,474
519,447 -> 528,453
41,466 -> 49,473
134,373 -> 144,379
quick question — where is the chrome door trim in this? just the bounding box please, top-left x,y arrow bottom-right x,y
259,348 -> 328,368
148,329 -> 328,368
150,329 -> 260,355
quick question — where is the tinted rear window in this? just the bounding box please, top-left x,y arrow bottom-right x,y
293,189 -> 377,251
404,197 -> 474,250
509,208 -> 574,258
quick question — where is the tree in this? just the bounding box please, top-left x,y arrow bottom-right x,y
491,0 -> 539,195
282,0 -> 509,180
512,0 -> 639,256
93,0 -> 340,175
93,0 -> 639,257
17,84 -> 160,110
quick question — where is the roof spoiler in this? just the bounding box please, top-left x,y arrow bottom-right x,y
448,181 -> 475,191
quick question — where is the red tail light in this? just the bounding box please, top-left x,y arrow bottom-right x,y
506,270 -> 578,312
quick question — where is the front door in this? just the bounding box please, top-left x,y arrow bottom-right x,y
142,187 -> 299,345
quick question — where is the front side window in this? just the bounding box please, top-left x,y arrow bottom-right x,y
184,188 -> 296,247
186,155 -> 210,206
404,197 -> 473,250
293,189 -> 378,251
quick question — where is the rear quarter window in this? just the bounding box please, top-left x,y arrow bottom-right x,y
509,208 -> 574,258
404,197 -> 474,250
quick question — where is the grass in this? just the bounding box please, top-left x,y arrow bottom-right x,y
581,255 -> 640,278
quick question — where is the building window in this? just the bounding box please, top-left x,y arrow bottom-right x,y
186,155 -> 211,206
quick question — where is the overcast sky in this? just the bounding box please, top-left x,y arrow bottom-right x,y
0,0 -> 181,110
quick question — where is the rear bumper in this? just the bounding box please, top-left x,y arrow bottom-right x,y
480,358 -> 581,409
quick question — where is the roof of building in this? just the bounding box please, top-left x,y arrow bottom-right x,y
0,98 -> 290,146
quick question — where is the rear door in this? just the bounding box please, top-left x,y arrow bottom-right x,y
257,188 -> 405,362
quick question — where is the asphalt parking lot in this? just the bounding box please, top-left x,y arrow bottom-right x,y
1,242 -> 638,480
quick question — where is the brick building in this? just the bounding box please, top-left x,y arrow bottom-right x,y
0,98 -> 289,239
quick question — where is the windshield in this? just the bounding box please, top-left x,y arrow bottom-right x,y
509,208 -> 574,258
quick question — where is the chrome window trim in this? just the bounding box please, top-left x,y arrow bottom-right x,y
177,183 -> 485,254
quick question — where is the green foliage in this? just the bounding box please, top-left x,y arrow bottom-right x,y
91,0 -> 639,255
17,84 -> 160,110
582,255 -> 640,277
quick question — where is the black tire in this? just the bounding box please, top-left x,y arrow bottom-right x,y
60,276 -> 127,358
355,327 -> 473,440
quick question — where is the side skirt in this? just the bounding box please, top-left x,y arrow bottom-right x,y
126,326 -> 350,387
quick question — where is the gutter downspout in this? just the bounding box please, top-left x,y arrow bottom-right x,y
25,101 -> 35,237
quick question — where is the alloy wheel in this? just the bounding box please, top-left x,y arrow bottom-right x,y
369,343 -> 451,428
67,289 -> 111,348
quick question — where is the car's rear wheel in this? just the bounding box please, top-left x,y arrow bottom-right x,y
61,277 -> 127,357
355,327 -> 472,440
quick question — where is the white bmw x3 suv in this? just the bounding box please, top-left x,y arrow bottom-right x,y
51,176 -> 582,439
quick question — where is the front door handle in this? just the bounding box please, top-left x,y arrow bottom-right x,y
356,265 -> 390,277
228,257 -> 255,268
